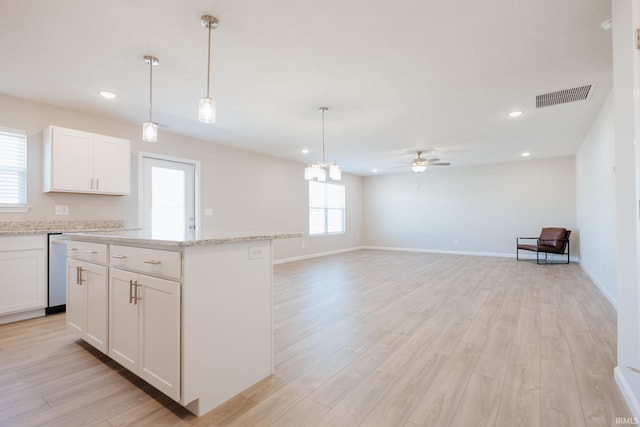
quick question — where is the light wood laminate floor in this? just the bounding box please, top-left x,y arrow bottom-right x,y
0,250 -> 630,426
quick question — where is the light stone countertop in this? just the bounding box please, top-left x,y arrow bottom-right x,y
0,220 -> 126,236
64,229 -> 303,247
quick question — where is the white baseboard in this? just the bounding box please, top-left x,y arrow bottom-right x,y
362,245 -> 579,263
615,367 -> 640,419
0,308 -> 46,325
579,263 -> 618,310
274,246 -> 365,264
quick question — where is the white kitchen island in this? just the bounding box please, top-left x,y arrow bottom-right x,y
64,229 -> 301,416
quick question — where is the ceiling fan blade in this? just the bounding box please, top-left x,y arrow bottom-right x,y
428,162 -> 451,166
426,158 -> 440,163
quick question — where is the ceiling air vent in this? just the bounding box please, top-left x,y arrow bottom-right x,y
536,84 -> 592,108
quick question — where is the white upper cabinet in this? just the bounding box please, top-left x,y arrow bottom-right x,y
43,125 -> 131,195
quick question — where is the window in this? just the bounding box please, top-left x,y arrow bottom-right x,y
0,127 -> 27,210
309,181 -> 345,235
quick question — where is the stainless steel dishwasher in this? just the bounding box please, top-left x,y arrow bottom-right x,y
47,233 -> 67,314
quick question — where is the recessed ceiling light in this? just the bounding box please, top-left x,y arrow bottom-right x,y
522,152 -> 531,157
508,110 -> 523,118
99,90 -> 117,99
301,148 -> 309,154
372,168 -> 378,173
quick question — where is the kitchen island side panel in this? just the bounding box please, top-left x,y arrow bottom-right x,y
181,240 -> 273,415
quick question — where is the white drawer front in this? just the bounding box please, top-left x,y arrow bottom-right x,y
110,245 -> 181,279
67,241 -> 108,264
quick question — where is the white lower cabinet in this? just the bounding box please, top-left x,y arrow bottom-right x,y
0,235 -> 46,319
108,268 -> 181,401
66,258 -> 108,353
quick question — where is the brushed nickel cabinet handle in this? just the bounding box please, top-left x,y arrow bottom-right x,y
134,280 -> 142,305
96,178 -> 99,190
143,260 -> 161,265
78,267 -> 86,283
111,255 -> 127,259
84,250 -> 98,254
129,279 -> 134,304
90,178 -> 94,190
76,266 -> 80,285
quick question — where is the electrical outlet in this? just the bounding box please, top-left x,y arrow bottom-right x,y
55,205 -> 68,215
249,246 -> 265,260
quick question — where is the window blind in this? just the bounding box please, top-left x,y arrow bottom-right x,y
0,128 -> 27,205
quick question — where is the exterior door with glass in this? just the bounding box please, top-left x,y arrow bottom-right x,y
141,155 -> 196,238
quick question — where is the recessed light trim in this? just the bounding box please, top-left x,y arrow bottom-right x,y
508,110 -> 523,118
522,152 -> 531,157
372,168 -> 378,173
99,90 -> 117,99
301,148 -> 309,154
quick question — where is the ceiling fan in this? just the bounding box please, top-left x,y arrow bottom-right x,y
406,151 -> 451,173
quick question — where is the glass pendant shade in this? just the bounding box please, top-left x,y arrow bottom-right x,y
317,166 -> 327,182
199,96 -> 216,123
329,163 -> 341,180
412,164 -> 427,173
304,164 -> 313,180
142,121 -> 158,142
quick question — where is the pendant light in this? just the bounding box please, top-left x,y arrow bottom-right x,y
199,15 -> 219,123
304,107 -> 341,181
142,55 -> 159,142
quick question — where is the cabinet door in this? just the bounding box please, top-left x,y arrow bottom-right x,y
0,247 -> 46,315
83,262 -> 108,353
50,127 -> 94,192
66,259 -> 85,335
139,275 -> 181,401
109,268 -> 139,373
93,135 -> 131,195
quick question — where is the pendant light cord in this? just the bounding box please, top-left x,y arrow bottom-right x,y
148,60 -> 153,122
321,107 -> 326,164
206,21 -> 212,97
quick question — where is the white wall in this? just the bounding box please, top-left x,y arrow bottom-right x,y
0,93 -> 363,261
613,0 -> 640,417
575,92 -> 617,305
362,157 -> 577,257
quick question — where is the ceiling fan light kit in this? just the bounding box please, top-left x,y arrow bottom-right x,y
409,150 -> 451,173
304,107 -> 341,181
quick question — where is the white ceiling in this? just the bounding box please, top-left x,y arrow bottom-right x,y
0,0 -> 612,176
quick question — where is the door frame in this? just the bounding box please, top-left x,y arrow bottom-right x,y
137,152 -> 201,233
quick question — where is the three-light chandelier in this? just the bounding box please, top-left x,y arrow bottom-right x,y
304,107 -> 341,181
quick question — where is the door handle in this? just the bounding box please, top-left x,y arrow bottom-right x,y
129,279 -> 134,304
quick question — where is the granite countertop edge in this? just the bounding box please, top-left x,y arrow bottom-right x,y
0,227 -> 133,236
64,231 -> 304,247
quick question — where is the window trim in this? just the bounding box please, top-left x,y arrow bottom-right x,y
0,127 -> 29,213
308,181 -> 346,236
